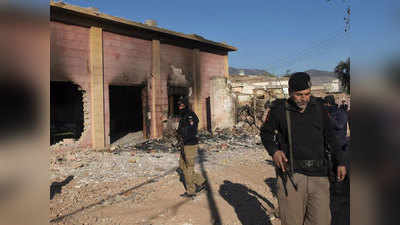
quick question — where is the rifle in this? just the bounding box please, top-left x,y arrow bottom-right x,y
284,102 -> 298,192
273,130 -> 298,193
175,129 -> 187,165
176,132 -> 184,152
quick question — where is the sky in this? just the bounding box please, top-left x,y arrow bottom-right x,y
51,0 -> 399,76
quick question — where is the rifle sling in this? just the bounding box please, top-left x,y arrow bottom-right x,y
285,101 -> 295,176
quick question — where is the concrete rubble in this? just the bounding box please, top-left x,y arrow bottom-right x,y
49,127 -> 273,224
50,127 -> 263,187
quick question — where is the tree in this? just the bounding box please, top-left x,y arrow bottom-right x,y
335,57 -> 350,94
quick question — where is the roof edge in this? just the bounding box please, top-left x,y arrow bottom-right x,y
50,2 -> 237,52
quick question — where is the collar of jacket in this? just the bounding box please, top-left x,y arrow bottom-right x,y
285,96 -> 317,112
179,108 -> 190,117
327,104 -> 339,113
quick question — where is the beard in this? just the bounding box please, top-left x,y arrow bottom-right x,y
295,100 -> 308,110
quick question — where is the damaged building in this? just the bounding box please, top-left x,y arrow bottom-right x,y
230,70 -> 350,133
231,69 -> 348,107
50,2 -> 236,150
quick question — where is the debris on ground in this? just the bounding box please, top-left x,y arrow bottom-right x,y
49,127 -> 275,225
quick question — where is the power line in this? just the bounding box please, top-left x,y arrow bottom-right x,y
266,29 -> 349,74
268,29 -> 346,69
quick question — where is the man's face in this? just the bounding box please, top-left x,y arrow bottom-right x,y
290,88 -> 311,110
178,103 -> 185,110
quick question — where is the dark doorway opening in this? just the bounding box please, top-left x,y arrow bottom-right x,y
109,85 -> 143,143
168,86 -> 189,117
50,81 -> 84,145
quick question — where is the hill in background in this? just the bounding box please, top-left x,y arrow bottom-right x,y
229,67 -> 275,77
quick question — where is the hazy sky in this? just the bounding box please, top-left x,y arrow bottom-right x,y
53,0 -> 398,75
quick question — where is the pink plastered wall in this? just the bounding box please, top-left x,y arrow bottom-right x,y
50,21 -> 91,148
199,51 -> 226,129
102,31 -> 152,144
50,20 -> 230,145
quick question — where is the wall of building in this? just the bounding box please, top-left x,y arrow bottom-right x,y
199,52 -> 226,129
50,21 -> 91,148
102,31 -> 152,145
159,43 -> 193,133
51,20 -> 231,149
159,45 -> 227,131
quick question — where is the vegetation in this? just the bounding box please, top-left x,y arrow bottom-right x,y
334,57 -> 350,94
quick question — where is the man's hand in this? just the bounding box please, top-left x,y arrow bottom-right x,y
337,166 -> 347,182
273,150 -> 288,172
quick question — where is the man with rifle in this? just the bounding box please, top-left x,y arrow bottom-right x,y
176,97 -> 207,198
260,72 -> 347,225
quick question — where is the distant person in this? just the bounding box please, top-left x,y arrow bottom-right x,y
176,97 -> 207,198
324,95 -> 349,150
339,100 -> 349,112
324,95 -> 350,225
260,72 -> 347,225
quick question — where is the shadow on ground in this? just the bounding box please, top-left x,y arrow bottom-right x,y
219,180 -> 274,225
49,168 -> 176,223
198,148 -> 222,225
264,177 -> 278,198
50,175 -> 74,200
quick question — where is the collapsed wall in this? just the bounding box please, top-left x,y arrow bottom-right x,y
50,82 -> 91,149
230,75 -> 350,134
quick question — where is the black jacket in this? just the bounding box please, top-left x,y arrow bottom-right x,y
177,108 -> 199,145
326,105 -> 348,150
260,96 -> 345,176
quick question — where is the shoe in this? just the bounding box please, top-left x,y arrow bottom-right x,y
196,180 -> 208,193
180,192 -> 196,198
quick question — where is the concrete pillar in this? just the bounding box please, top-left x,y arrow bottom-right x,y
210,76 -> 235,131
89,27 -> 105,149
192,49 -> 204,129
224,54 -> 229,79
151,39 -> 161,138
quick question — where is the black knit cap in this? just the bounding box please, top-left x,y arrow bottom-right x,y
289,72 -> 312,92
177,96 -> 189,106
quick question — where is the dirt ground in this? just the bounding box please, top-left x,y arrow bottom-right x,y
50,137 -> 281,225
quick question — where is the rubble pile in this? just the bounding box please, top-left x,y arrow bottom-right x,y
49,126 -> 270,224
50,146 -> 179,187
135,138 -> 179,153
198,128 -> 261,152
50,138 -> 81,151
236,104 -> 264,135
50,126 -> 263,187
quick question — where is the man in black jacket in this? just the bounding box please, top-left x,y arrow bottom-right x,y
324,95 -> 350,225
176,97 -> 207,198
324,95 -> 348,151
260,72 -> 347,225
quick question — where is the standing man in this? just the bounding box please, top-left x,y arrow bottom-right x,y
260,72 -> 347,225
339,100 -> 349,112
176,97 -> 207,198
324,95 -> 350,225
324,95 -> 348,151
